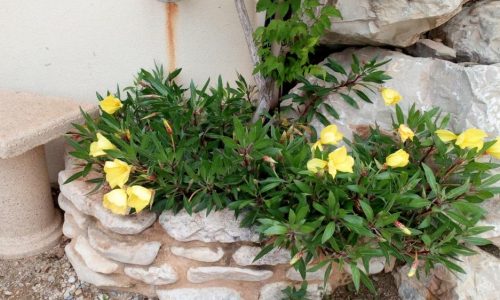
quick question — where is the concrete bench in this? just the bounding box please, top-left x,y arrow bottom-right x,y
0,90 -> 96,259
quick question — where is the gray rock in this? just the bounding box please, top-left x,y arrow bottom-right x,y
124,263 -> 178,285
73,236 -> 120,274
58,170 -> 157,235
87,224 -> 161,265
62,213 -> 83,239
159,209 -> 259,243
187,267 -> 273,283
286,266 -> 329,281
321,0 -> 468,47
432,0 -> 500,64
64,243 -> 131,288
259,282 -> 332,300
393,249 -> 500,300
454,247 -> 500,300
296,47 -> 500,139
58,194 -> 89,230
393,264 -> 457,300
232,246 -> 291,266
344,257 -> 386,275
477,199 -> 500,247
157,287 -> 241,300
170,246 -> 224,262
406,39 -> 456,60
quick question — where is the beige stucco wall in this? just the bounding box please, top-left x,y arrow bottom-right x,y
0,0 -> 258,182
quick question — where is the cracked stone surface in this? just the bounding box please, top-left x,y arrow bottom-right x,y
159,209 -> 259,243
187,267 -> 273,283
87,224 -> 161,266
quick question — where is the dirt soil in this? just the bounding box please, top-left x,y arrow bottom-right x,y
329,272 -> 400,300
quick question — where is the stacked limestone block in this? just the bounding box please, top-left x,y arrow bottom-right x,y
58,157 -> 350,300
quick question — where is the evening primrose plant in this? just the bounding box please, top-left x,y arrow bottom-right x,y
66,67 -> 499,294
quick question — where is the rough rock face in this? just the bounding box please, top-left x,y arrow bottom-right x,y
159,209 -> 259,243
406,39 -> 457,61
302,47 -> 500,138
393,248 -> 500,300
393,264 -> 457,300
432,0 -> 500,64
321,0 -> 469,47
232,246 -> 291,266
157,288 -> 242,300
58,168 -> 345,299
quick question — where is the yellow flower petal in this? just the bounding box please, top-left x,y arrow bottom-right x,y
104,159 -> 132,188
320,125 -> 343,145
328,146 -> 354,173
327,160 -> 337,179
126,185 -> 152,213
307,158 -> 328,173
386,149 -> 410,168
381,88 -> 402,105
89,133 -> 116,157
398,124 -> 415,142
99,95 -> 123,115
311,140 -> 323,152
486,137 -> 500,159
455,128 -> 488,150
435,129 -> 458,143
103,189 -> 128,215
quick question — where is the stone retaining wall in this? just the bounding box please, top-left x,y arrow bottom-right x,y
57,158 -> 351,299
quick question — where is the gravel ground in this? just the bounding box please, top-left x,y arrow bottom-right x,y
0,237 -> 149,300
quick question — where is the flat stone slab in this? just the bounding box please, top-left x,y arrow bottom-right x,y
0,90 -> 97,159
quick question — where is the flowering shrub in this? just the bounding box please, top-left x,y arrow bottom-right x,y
67,66 -> 499,293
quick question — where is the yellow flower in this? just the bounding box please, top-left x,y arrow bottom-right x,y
455,128 -> 488,150
327,146 -> 355,179
311,141 -> 323,152
486,137 -> 500,159
435,129 -> 457,143
320,125 -> 343,145
104,159 -> 132,188
127,185 -> 153,213
380,87 -> 402,105
99,95 -> 123,115
89,133 -> 117,157
307,158 -> 328,173
102,189 -> 128,215
386,149 -> 410,168
398,124 -> 414,142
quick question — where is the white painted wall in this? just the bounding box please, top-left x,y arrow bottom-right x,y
0,0 -> 258,181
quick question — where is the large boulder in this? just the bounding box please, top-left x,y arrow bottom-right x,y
321,0 -> 469,47
297,47 -> 500,138
431,0 -> 500,64
393,248 -> 500,300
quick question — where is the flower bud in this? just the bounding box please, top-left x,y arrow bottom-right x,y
394,220 -> 412,235
407,253 -> 419,277
163,119 -> 173,135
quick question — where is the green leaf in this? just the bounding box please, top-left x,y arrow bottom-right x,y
322,222 -> 336,243
350,263 -> 361,292
340,93 -> 359,109
422,163 -> 438,194
264,225 -> 288,236
360,200 -> 374,221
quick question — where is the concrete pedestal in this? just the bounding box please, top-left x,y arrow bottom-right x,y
0,146 -> 62,259
0,90 -> 97,259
